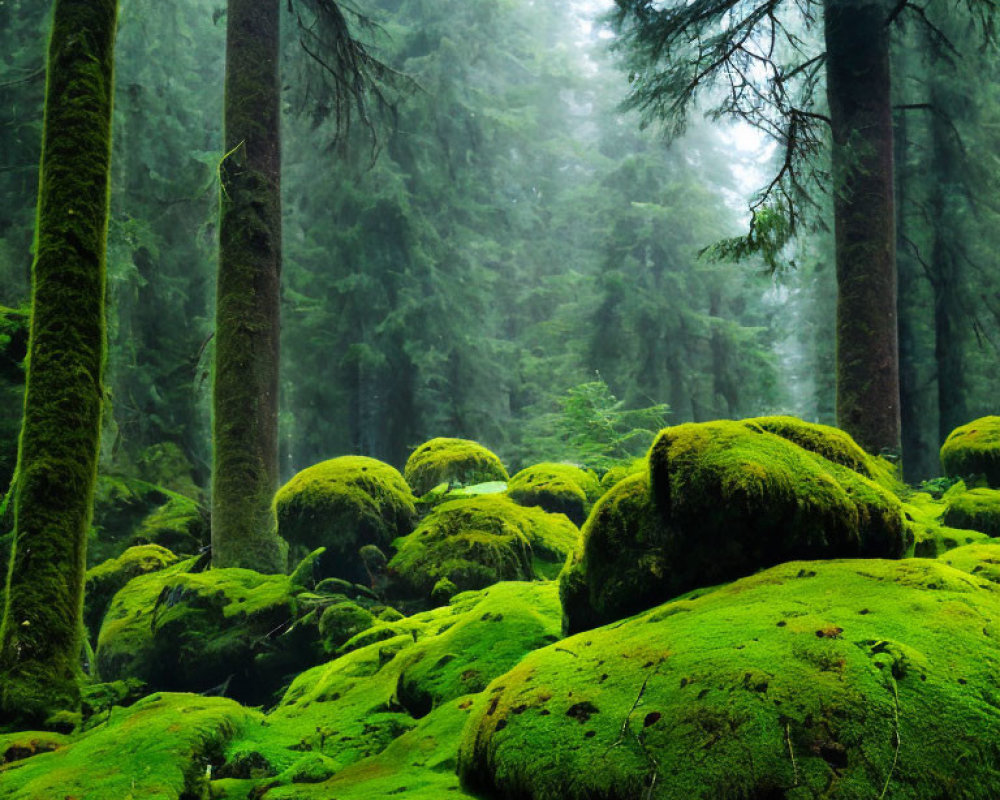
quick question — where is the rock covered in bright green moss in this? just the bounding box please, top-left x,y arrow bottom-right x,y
95,567 -> 322,705
559,472 -> 678,634
224,582 -> 560,786
83,544 -> 180,637
387,495 -> 578,601
404,438 -> 509,496
507,462 -> 601,525
274,456 -> 416,584
0,693 -> 254,799
943,485 -> 1000,538
748,414 -> 902,491
599,457 -> 645,491
941,416 -> 1000,487
563,420 -> 907,634
318,601 -> 376,654
460,559 -> 1000,800
902,491 -> 990,558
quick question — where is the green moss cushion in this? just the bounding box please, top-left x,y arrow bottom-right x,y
83,544 -> 180,638
562,420 -> 906,634
388,495 -> 579,601
404,438 -> 509,496
941,416 -> 1000,487
274,456 -> 416,584
95,567 -> 321,705
0,693 -> 253,799
748,415 -> 902,491
460,559 -> 1000,799
943,486 -> 1000,538
507,462 -> 601,525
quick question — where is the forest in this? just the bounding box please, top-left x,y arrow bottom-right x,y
2,0 -> 1000,797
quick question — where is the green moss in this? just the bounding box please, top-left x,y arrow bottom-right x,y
938,541 -> 1000,585
387,495 -> 578,601
0,693 -> 253,798
318,601 -> 376,654
404,438 -> 509,496
748,414 -> 903,493
228,581 -> 560,783
560,472 -> 676,635
507,463 -> 601,525
650,420 -> 904,565
274,456 -> 416,584
460,559 -> 1000,799
95,567 -> 321,705
564,420 -> 906,634
941,416 -> 1000,487
598,457 -> 646,491
0,306 -> 28,494
83,544 -> 180,638
901,492 -> 990,558
0,0 -> 119,729
943,486 -> 1000,538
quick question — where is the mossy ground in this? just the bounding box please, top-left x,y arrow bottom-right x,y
0,693 -> 254,799
461,558 -> 1000,800
940,416 -> 1000,487
901,491 -> 990,557
387,495 -> 578,600
507,462 -> 601,525
404,438 -> 509,496
274,456 -> 416,584
95,566 -> 319,705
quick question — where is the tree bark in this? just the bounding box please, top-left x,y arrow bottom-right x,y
0,0 -> 117,729
825,0 -> 901,456
212,0 -> 285,572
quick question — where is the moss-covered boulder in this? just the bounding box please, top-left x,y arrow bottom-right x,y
95,567 -> 322,705
404,438 -> 509,496
563,420 -> 907,634
748,414 -> 902,491
224,582 -> 560,786
599,457 -> 645,491
274,456 -> 416,584
507,463 -> 601,525
84,544 -> 181,638
902,491 -> 990,558
317,601 -> 377,654
460,559 -> 1000,800
939,541 -> 1000,585
88,475 -> 207,565
388,495 -> 578,601
941,416 -> 1000,487
0,693 -> 253,799
943,486 -> 1000,538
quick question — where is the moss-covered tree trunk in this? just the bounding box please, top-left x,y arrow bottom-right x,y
0,0 -> 117,729
825,0 -> 901,456
212,0 -> 285,572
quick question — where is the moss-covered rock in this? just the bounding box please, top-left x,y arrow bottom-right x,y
388,495 -> 578,601
941,416 -> 1000,487
95,567 -> 322,705
599,457 -> 646,491
404,438 -> 509,496
318,601 -> 376,654
902,491 -> 990,558
83,544 -> 181,638
748,414 -> 902,492
563,420 -> 906,634
274,456 -> 416,584
0,693 -> 253,799
943,486 -> 1000,538
224,582 -> 560,785
460,559 -> 1000,800
938,541 -> 1000,585
507,463 -> 601,525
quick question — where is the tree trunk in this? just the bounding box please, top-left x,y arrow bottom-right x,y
929,82 -> 968,445
825,0 -> 901,456
0,0 -> 117,729
212,0 -> 285,572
